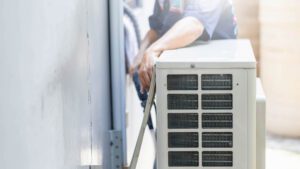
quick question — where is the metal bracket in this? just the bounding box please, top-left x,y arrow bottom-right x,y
109,130 -> 123,169
79,165 -> 102,169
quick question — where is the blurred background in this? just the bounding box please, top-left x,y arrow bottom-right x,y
123,0 -> 300,169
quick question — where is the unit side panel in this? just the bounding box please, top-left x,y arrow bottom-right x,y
156,68 -> 249,169
247,69 -> 257,169
156,68 -> 170,169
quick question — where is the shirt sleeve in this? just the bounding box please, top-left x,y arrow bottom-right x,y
148,0 -> 163,33
183,0 -> 225,40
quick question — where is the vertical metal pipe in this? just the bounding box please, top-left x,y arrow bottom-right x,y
109,0 -> 127,166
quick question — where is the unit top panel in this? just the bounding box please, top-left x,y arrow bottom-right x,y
157,40 -> 256,69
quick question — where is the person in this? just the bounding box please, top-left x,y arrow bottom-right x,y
129,2 -> 237,168
130,0 -> 237,91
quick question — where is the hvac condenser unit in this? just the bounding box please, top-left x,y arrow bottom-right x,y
156,40 -> 257,169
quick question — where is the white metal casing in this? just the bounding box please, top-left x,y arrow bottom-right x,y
256,78 -> 266,169
156,40 -> 256,169
157,40 -> 256,69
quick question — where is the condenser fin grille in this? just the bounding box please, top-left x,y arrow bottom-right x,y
202,151 -> 233,167
168,94 -> 198,110
168,132 -> 199,148
202,113 -> 233,128
167,75 -> 198,90
168,113 -> 198,129
202,132 -> 233,148
169,151 -> 199,167
201,74 -> 232,90
202,94 -> 232,110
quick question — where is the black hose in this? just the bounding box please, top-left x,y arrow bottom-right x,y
124,3 -> 142,47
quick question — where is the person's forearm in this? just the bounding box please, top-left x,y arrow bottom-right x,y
138,29 -> 159,55
138,17 -> 203,90
130,29 -> 158,72
149,17 -> 204,55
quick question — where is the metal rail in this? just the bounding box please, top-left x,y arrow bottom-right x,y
129,68 -> 156,169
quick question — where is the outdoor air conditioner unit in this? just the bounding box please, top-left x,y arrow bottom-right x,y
156,40 -> 263,169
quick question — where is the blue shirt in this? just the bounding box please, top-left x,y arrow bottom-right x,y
149,0 -> 237,41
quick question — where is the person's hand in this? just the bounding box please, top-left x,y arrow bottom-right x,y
138,48 -> 161,92
129,53 -> 143,77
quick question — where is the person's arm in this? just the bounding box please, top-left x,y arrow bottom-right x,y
138,17 -> 204,91
129,29 -> 158,75
151,16 -> 204,53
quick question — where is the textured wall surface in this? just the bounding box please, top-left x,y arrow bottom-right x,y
0,0 -> 111,168
260,0 -> 300,137
232,0 -> 260,75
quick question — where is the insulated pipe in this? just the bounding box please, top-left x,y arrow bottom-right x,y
124,3 -> 142,47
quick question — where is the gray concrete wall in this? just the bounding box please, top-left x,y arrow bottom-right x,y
0,0 -> 111,169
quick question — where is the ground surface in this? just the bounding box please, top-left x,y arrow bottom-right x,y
267,135 -> 300,169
